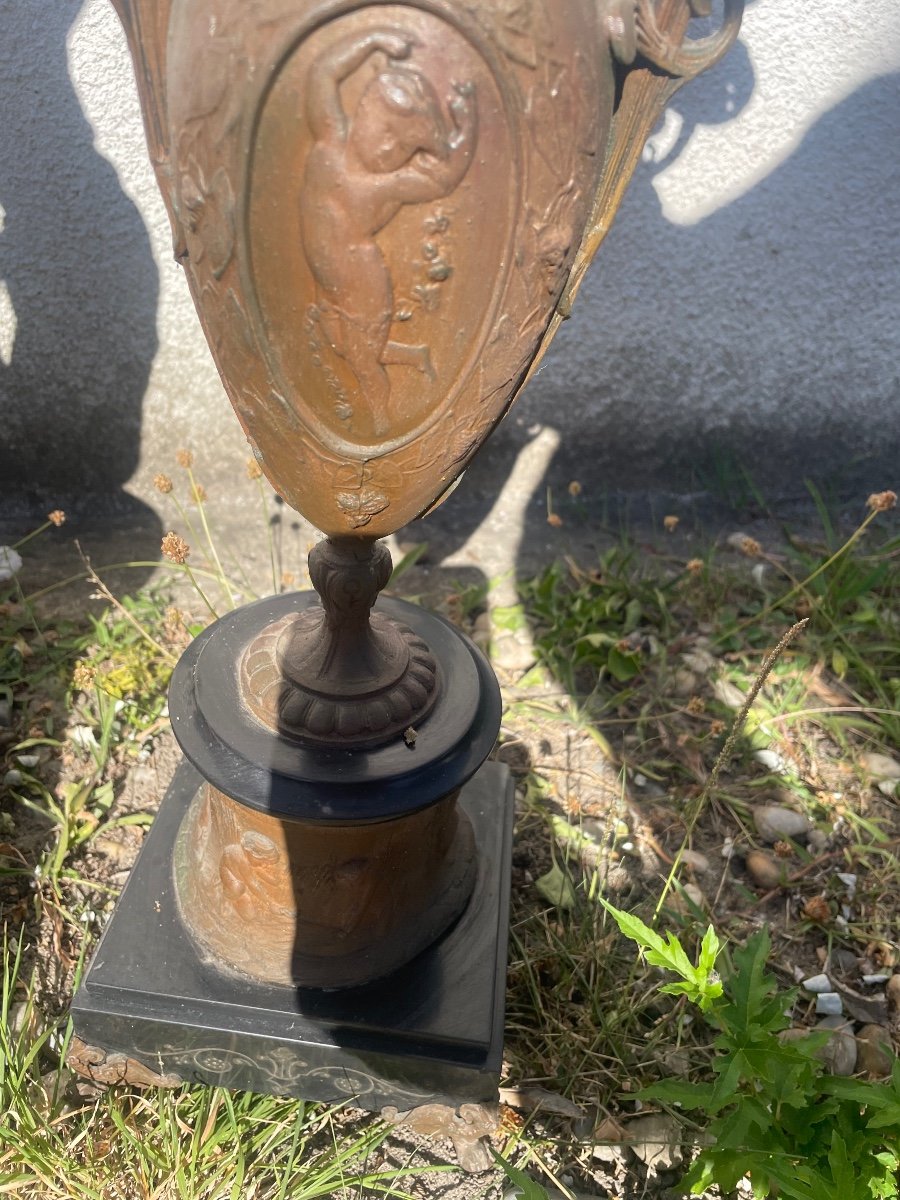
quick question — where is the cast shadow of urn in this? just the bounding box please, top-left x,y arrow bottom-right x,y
0,0 -> 163,584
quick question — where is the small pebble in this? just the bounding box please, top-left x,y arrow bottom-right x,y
807,829 -> 829,854
713,678 -> 745,710
802,974 -> 832,994
673,668 -> 698,697
680,849 -> 710,874
745,850 -> 783,889
855,1024 -> 895,1078
667,883 -> 706,915
828,947 -> 859,976
862,974 -> 891,986
877,779 -> 898,798
3,769 -> 22,788
816,1016 -> 858,1076
836,872 -> 857,898
681,648 -> 717,674
490,633 -> 535,674
754,748 -> 790,774
752,804 -> 813,843
815,992 -> 843,1016
860,752 -> 900,781
0,546 -> 23,582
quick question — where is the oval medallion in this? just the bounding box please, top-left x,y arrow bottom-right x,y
166,0 -> 607,536
249,8 -> 514,456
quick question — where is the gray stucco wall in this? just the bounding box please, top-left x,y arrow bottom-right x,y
1,0 -> 898,516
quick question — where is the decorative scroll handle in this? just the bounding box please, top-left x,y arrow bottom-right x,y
633,0 -> 743,77
602,0 -> 741,76
547,0 -> 744,328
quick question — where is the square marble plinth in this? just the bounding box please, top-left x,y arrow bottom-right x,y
71,760 -> 514,1110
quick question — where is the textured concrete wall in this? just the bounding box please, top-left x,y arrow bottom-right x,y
1,0 -> 898,515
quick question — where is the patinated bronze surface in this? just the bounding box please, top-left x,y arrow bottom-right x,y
175,782 -> 475,988
103,0 -> 742,1001
241,537 -> 439,747
112,0 -> 742,539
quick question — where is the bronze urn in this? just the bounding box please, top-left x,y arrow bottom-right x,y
71,0 -> 742,1107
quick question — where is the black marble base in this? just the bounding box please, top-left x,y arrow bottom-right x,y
71,760 -> 514,1111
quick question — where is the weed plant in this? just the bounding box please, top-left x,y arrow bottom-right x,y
1,476 -> 899,1198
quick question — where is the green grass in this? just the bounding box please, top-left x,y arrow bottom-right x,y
0,937 -> 436,1198
2,479 -> 899,1198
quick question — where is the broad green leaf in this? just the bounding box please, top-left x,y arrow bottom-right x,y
640,1079 -> 716,1110
489,1151 -> 551,1200
535,863 -> 577,910
698,925 -> 722,976
827,1131 -> 857,1199
607,645 -> 641,681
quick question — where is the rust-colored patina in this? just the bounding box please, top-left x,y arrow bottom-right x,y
109,0 -> 742,992
112,0 -> 741,539
174,782 -> 475,988
241,537 -> 440,747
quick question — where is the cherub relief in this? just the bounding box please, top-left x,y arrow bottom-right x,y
300,30 -> 478,435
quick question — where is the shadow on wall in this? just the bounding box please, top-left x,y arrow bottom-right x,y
0,0 -> 159,521
404,35 -> 757,564
407,55 -> 900,567
523,63 -> 900,503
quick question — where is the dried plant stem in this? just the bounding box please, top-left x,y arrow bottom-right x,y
187,468 -> 236,610
730,510 -> 879,636
12,520 -> 52,551
77,544 -> 177,666
22,561 -> 224,605
13,575 -> 43,639
655,618 -> 809,918
182,564 -> 220,622
169,493 -> 201,547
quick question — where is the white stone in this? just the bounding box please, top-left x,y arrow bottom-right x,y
754,748 -> 790,774
680,849 -> 711,873
802,974 -> 832,994
753,805 -> 813,843
0,546 -> 22,583
815,993 -> 843,1016
713,679 -> 746,711
860,752 -> 900,781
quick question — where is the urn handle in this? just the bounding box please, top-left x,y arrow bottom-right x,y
603,0 -> 743,77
